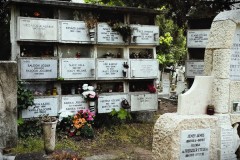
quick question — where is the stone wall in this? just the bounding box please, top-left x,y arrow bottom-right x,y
0,61 -> 17,148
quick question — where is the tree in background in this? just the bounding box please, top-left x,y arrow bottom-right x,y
84,0 -> 240,70
156,7 -> 187,70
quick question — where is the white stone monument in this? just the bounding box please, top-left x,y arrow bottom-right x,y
153,9 -> 240,160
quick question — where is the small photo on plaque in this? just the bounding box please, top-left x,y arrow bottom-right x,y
232,102 -> 240,113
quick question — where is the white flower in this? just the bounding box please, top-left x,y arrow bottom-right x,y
88,86 -> 94,91
82,90 -> 96,98
58,109 -> 74,121
82,84 -> 88,90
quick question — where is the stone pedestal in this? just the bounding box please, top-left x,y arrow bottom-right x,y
152,113 -> 218,160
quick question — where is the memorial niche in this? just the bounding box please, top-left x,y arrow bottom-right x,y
22,82 -> 55,96
96,82 -> 124,93
97,47 -> 123,58
61,82 -> 94,95
20,6 -> 54,18
129,80 -> 155,92
20,44 -> 54,57
59,44 -> 92,58
129,49 -> 153,59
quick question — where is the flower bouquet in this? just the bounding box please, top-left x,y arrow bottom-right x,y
81,84 -> 98,113
72,109 -> 95,138
147,84 -> 156,93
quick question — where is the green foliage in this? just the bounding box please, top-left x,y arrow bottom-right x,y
18,118 -> 42,138
80,124 -> 94,138
110,108 -> 132,121
17,81 -> 34,110
11,137 -> 43,154
156,7 -> 187,69
108,22 -> 132,42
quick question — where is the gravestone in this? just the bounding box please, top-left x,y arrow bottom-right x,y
158,73 -> 170,98
0,61 -> 17,149
153,9 -> 240,160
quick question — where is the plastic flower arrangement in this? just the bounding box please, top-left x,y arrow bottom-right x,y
147,84 -> 156,93
72,109 -> 95,138
81,84 -> 98,101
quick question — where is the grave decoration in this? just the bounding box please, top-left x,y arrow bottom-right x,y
82,13 -> 98,41
108,21 -> 133,42
81,84 -> 98,113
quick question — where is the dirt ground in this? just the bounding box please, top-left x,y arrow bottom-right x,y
11,98 -> 177,160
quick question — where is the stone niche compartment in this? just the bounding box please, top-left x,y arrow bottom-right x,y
130,59 -> 158,79
22,96 -> 59,118
58,44 -> 94,58
97,46 -> 124,58
59,58 -> 96,80
130,93 -> 158,111
97,93 -> 128,113
96,59 -> 129,79
20,44 -> 55,57
61,95 -> 88,114
20,6 -> 54,18
130,14 -> 155,25
61,81 -> 95,95
17,17 -> 58,41
129,48 -> 154,59
22,81 -> 55,96
129,80 -> 154,92
96,81 -> 124,93
19,58 -> 58,80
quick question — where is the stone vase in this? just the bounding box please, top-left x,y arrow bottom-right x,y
42,121 -> 57,155
89,29 -> 95,41
89,101 -> 95,113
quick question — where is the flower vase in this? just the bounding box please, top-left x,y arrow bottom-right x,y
42,121 -> 57,155
89,101 -> 95,113
89,29 -> 95,41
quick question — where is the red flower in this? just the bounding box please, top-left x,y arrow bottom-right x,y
147,84 -> 156,93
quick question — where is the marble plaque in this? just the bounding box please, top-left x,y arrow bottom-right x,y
97,59 -> 127,78
130,93 -> 158,111
18,17 -> 58,41
20,59 -> 57,79
22,97 -> 58,118
187,29 -> 210,48
97,23 -> 124,43
220,128 -> 236,160
180,128 -> 210,160
130,59 -> 158,78
98,94 -> 128,113
131,25 -> 159,44
61,96 -> 88,114
230,26 -> 240,80
59,20 -> 91,42
60,58 -> 95,79
185,60 -> 204,78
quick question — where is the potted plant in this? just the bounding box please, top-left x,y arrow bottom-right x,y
41,115 -> 58,155
108,21 -> 132,43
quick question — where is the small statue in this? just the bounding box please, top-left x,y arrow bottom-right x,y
73,10 -> 80,21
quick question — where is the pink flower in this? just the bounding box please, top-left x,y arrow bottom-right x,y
89,94 -> 95,98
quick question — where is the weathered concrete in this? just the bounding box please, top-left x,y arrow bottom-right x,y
0,61 -> 17,148
152,113 -> 218,160
178,76 -> 213,115
153,9 -> 240,160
